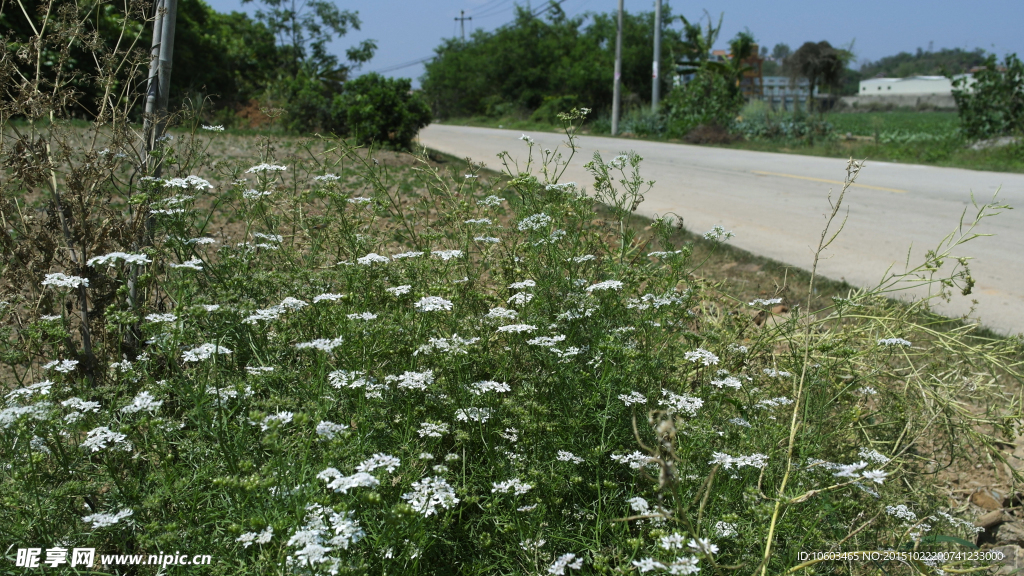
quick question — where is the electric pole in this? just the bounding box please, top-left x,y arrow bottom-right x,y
652,0 -> 662,110
143,0 -> 178,174
611,0 -> 623,135
455,10 -> 472,41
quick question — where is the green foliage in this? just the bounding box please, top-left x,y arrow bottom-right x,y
784,41 -> 848,109
421,7 -> 685,119
663,68 -> 744,137
861,47 -> 988,79
734,101 -> 835,143
334,74 -> 432,149
952,53 -> 1024,140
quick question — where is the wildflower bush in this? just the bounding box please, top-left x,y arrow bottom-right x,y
2,8 -> 1023,575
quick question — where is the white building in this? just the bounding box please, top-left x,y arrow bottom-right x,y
857,75 -> 972,96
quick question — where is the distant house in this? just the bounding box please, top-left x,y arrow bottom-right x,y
759,76 -> 819,111
857,75 -> 971,96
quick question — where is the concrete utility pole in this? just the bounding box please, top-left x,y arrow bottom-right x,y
651,0 -> 662,110
143,0 -> 178,174
455,10 -> 472,41
611,0 -> 624,135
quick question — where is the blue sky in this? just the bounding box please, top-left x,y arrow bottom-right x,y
204,0 -> 1024,86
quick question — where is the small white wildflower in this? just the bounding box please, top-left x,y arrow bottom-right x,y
182,343 -> 232,362
391,251 -> 425,259
246,163 -> 287,173
294,337 -> 344,352
611,451 -> 653,469
519,134 -> 534,143
415,296 -> 453,312
455,407 -> 492,423
163,175 -> 213,190
202,124 -> 224,131
527,334 -> 566,347
878,338 -> 912,347
486,307 -> 518,320
246,366 -> 275,376
861,470 -> 888,484
477,195 -> 503,207
886,504 -> 916,521
714,521 -> 737,538
80,426 -> 132,452
259,411 -> 294,431
312,293 -> 344,303
315,420 -> 349,440
314,174 -> 341,182
468,380 -> 510,395
547,552 -> 583,575
82,508 -> 133,529
145,313 -> 177,323
684,348 -> 719,366
88,252 -> 153,267
386,285 -> 412,296
347,312 -> 377,321
508,292 -> 534,306
42,273 -> 89,289
508,279 -> 536,289
633,558 -> 667,572
710,376 -> 742,389
858,448 -> 890,464
518,213 -> 552,231
43,359 -> 78,373
557,451 -> 584,464
567,254 -> 596,263
618,391 -> 647,406
356,453 -> 401,474
855,386 -> 878,395
357,252 -> 390,265
318,468 -> 380,494
432,249 -> 463,261
243,189 -> 272,200
385,370 -> 435,391
418,422 -> 449,438
121,391 -> 163,414
496,324 -> 536,334
492,478 -> 532,495
475,236 -> 501,243
661,390 -> 703,416
402,476 -> 459,516
465,217 -> 491,224
709,452 -> 769,470
585,280 -> 623,292
763,368 -> 792,378
169,258 -> 204,270
703,225 -> 734,241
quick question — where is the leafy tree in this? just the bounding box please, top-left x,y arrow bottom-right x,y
421,6 -> 685,119
952,53 -> 1024,140
771,43 -> 791,63
860,47 -> 987,79
784,41 -> 846,111
333,73 -> 432,149
676,10 -> 722,77
663,67 -> 744,137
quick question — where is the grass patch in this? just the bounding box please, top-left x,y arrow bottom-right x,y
2,110 -> 1021,576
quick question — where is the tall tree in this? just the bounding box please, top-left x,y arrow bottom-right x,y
784,41 -> 845,111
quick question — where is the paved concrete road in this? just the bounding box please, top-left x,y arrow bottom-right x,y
418,124 -> 1024,335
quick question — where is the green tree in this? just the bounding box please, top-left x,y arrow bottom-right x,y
333,73 -> 432,149
676,10 -> 722,76
784,41 -> 846,111
663,67 -> 744,137
421,6 -> 685,119
952,53 -> 1024,140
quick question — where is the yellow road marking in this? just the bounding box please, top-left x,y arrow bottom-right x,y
751,170 -> 908,193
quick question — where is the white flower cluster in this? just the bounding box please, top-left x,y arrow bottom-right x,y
246,163 -> 287,173
285,504 -> 364,573
88,252 -> 152,267
260,411 -> 294,431
386,285 -> 412,296
42,273 -> 89,289
313,293 -> 344,303
492,478 -> 532,495
548,553 -> 584,575
294,337 -> 344,352
402,476 -> 460,516
356,453 -> 401,474
527,334 -> 565,347
478,195 -> 503,207
557,450 -> 584,464
317,468 -> 379,494
661,390 -> 704,417
415,335 -> 479,356
886,504 -> 917,521
314,174 -> 341,182
755,397 -> 793,409
43,359 -> 79,373
385,370 -> 434,391
357,252 -> 390,265
0,401 -> 51,429
709,452 -> 769,470
585,280 -> 623,292
415,296 -> 453,312
518,212 -> 552,231
316,420 -> 349,440
432,249 -> 464,261
164,175 -> 213,190
749,298 -> 783,307
710,376 -> 742,389
347,312 -> 377,321
496,324 -> 536,334
468,380 -> 510,395
455,407 -> 492,423
182,343 -> 232,362
611,451 -> 653,470
618,391 -> 647,406
121,391 -> 163,414
82,508 -> 133,529
878,337 -> 912,347
703,225 -> 734,241
236,526 -> 274,548
418,422 -> 449,438
169,258 -> 204,270
81,426 -> 133,452
486,307 -> 517,320
684,348 -> 719,366
145,313 -> 177,324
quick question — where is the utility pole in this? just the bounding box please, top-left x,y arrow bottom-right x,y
455,10 -> 472,41
651,0 -> 662,111
611,0 -> 623,135
143,0 -> 178,175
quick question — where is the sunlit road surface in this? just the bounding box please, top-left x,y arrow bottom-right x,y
418,124 -> 1024,335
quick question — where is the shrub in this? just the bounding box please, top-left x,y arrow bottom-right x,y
334,73 -> 432,149
530,95 -> 580,124
952,53 -> 1024,140
663,68 -> 744,138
